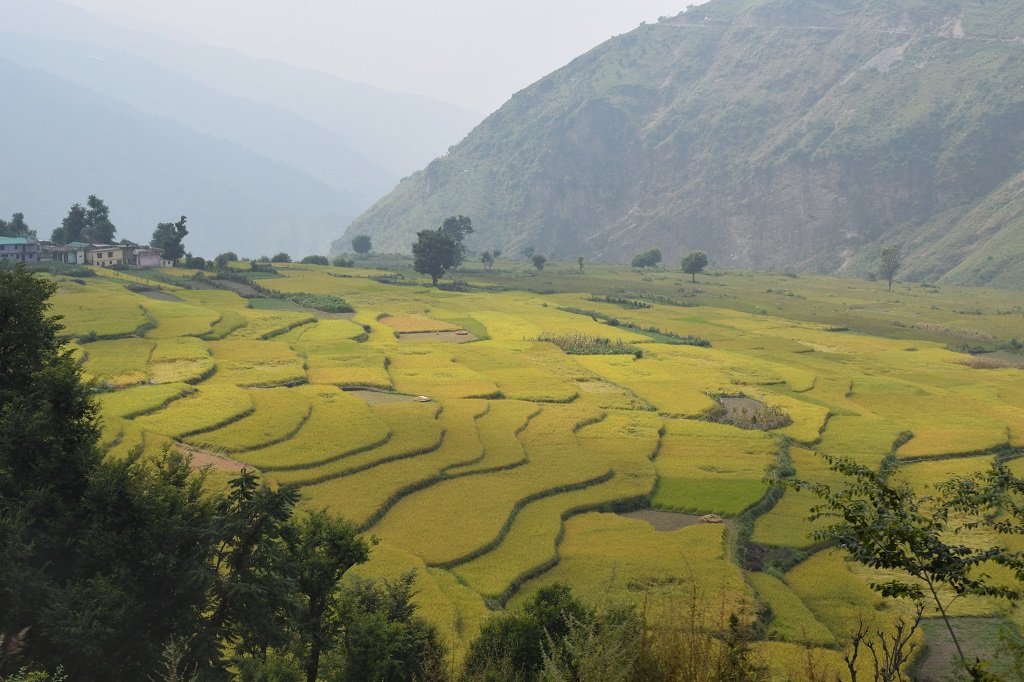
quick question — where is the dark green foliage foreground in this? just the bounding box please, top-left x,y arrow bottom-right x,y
0,268 -> 439,681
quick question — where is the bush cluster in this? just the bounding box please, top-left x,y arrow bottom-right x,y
538,332 -> 643,358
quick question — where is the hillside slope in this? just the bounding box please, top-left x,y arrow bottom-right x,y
338,0 -> 1024,287
0,59 -> 349,257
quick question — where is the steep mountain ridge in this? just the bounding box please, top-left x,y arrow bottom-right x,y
339,0 -> 1024,287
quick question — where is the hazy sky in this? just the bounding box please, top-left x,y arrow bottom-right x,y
61,0 -> 693,113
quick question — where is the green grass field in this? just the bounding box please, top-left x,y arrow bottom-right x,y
49,260 -> 1024,672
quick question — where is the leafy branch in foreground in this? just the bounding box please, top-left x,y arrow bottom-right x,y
787,454 -> 1024,672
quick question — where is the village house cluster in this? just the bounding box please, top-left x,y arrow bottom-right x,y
0,237 -> 172,268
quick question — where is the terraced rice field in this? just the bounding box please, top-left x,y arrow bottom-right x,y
49,261 -> 1024,674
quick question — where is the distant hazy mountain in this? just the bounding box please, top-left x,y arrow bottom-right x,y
0,0 -> 481,255
0,58 -> 352,256
340,0 -> 1024,288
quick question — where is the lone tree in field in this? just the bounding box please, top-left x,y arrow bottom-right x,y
577,256 -> 584,273
879,246 -> 902,292
413,229 -> 459,286
480,251 -> 494,270
681,251 -> 708,282
351,234 -> 372,255
631,248 -> 662,269
532,254 -> 547,271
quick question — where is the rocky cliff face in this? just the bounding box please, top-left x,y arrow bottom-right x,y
337,0 -> 1024,287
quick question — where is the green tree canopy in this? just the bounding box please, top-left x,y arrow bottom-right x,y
50,204 -> 86,245
150,216 -> 189,263
272,252 -> 292,263
412,229 -> 459,286
82,195 -> 116,243
213,251 -> 239,269
0,213 -> 35,240
532,254 -> 547,271
879,246 -> 902,291
50,197 -> 117,245
480,250 -> 494,269
438,215 -> 473,267
681,250 -> 708,282
351,234 -> 372,255
631,248 -> 662,269
0,268 -> 213,680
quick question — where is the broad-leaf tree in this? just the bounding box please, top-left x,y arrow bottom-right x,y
51,204 -> 87,244
285,511 -> 371,682
213,251 -> 239,270
879,246 -> 902,292
681,251 -> 708,282
151,216 -> 189,263
790,454 -> 1024,670
0,268 -> 214,680
351,235 -> 372,255
532,254 -> 547,271
82,195 -> 116,243
412,229 -> 459,286
50,197 -> 117,244
0,213 -> 35,239
438,215 -> 473,267
631,248 -> 662,269
480,251 -> 494,270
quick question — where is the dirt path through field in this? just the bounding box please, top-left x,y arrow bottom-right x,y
396,330 -> 477,343
618,509 -> 732,532
177,442 -> 254,473
344,389 -> 426,404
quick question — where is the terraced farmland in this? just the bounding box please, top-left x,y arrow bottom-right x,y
49,260 -> 1024,672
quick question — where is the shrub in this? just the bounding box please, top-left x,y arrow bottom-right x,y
537,332 -> 641,356
271,252 -> 292,263
300,255 -> 329,266
283,293 -> 354,313
587,295 -> 651,309
332,256 -> 355,268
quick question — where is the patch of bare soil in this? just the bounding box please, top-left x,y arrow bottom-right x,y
135,289 -> 183,302
211,279 -> 261,298
177,442 -> 253,474
344,389 -> 424,404
711,396 -> 792,430
396,330 -> 477,343
719,397 -> 766,419
176,279 -> 220,290
618,509 -> 731,532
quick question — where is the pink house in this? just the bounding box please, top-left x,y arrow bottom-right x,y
132,247 -> 165,268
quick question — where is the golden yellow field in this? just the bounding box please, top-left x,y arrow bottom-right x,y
49,261 -> 1024,675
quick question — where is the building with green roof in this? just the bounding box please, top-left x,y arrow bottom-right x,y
0,236 -> 40,263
